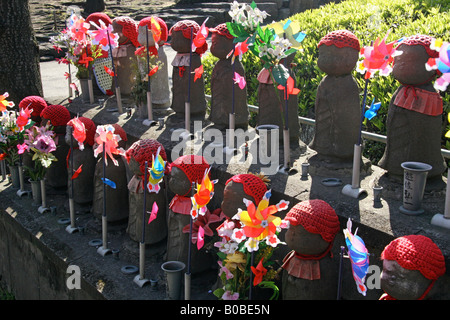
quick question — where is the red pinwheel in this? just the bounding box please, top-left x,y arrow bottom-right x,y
251,258 -> 267,286
277,76 -> 300,97
192,18 -> 209,52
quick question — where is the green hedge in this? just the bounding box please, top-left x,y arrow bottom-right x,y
202,0 -> 450,161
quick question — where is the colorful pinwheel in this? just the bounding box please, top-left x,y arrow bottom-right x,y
89,19 -> 118,52
190,167 -> 217,219
231,189 -> 289,252
67,117 -> 86,150
147,146 -> 166,193
357,32 -> 402,79
426,38 -> 450,92
93,125 -> 125,166
343,218 -> 369,296
0,92 -> 14,112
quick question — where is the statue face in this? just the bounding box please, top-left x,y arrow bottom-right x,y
112,21 -> 127,44
210,33 -> 234,59
285,224 -> 331,256
221,181 -> 255,219
168,166 -> 192,196
392,44 -> 436,85
170,30 -> 191,53
380,259 -> 433,300
137,25 -> 156,47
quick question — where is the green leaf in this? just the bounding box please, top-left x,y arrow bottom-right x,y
271,64 -> 290,86
213,288 -> 225,299
250,1 -> 257,9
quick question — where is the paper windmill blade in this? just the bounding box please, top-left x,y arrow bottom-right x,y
148,201 -> 158,224
233,72 -> 246,89
192,18 -> 209,52
343,218 -> 369,296
364,98 -> 381,121
426,39 -> 450,92
90,20 -> 118,52
190,167 -> 217,219
269,19 -> 306,50
67,117 -> 87,150
147,146 -> 166,194
101,177 -> 117,189
71,164 -> 83,180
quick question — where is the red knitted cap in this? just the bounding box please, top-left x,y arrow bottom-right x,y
169,20 -> 208,55
113,16 -> 140,47
67,117 -> 96,146
400,34 -> 440,58
86,12 -> 112,27
226,174 -> 267,205
125,139 -> 167,175
318,30 -> 360,51
40,104 -> 71,127
19,96 -> 47,118
210,23 -> 233,39
381,235 -> 446,280
170,155 -> 210,181
139,16 -> 169,43
285,200 -> 340,243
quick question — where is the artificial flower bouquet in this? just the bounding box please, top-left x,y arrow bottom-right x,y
19,123 -> 57,181
213,190 -> 290,300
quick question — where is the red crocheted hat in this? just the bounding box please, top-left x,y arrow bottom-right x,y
400,34 -> 440,58
226,174 -> 267,205
125,139 -> 167,175
381,235 -> 446,280
169,20 -> 208,55
113,16 -> 140,47
19,95 -> 47,118
210,23 -> 233,39
170,154 -> 210,181
40,104 -> 71,127
139,16 -> 169,43
318,30 -> 360,51
285,199 -> 340,243
85,12 -> 112,28
67,117 -> 96,146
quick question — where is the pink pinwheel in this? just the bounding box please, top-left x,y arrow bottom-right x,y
192,18 -> 209,52
16,107 -> 32,131
357,32 -> 402,79
69,15 -> 90,44
426,39 -> 450,92
94,125 -> 126,166
67,117 -> 86,151
148,202 -> 158,224
89,20 -> 118,52
233,72 -> 246,89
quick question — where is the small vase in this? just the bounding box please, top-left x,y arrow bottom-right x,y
29,179 -> 42,205
8,164 -> 20,189
79,78 -> 90,102
161,261 -> 185,300
399,161 -> 432,215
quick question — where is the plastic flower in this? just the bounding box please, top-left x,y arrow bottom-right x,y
69,14 -> 90,44
251,258 -> 267,286
217,261 -> 234,280
426,38 -> 450,92
231,190 -> 289,252
16,107 -> 32,131
357,32 -> 402,79
0,92 -> 14,112
221,290 -> 239,300
93,125 -> 126,166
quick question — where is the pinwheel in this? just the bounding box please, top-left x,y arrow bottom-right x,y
232,189 -> 289,252
146,146 -> 166,193
233,72 -> 246,89
192,18 -> 209,52
67,117 -> 86,150
190,167 -> 217,219
89,19 -> 118,52
364,98 -> 381,121
343,218 -> 369,296
356,32 -> 402,79
251,258 -> 267,286
16,107 -> 32,132
268,19 -> 306,51
68,14 -> 90,44
0,92 -> 14,112
93,125 -> 125,166
426,38 -> 450,92
193,65 -> 204,82
147,201 -> 158,224
277,76 -> 300,97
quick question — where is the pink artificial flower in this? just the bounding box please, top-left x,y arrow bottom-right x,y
221,290 -> 239,300
217,261 -> 234,280
17,143 -> 28,155
33,135 -> 56,154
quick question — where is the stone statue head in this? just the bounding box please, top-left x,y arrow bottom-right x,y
168,155 -> 210,196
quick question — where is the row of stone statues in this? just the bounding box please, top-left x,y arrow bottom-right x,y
89,11 -> 446,183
